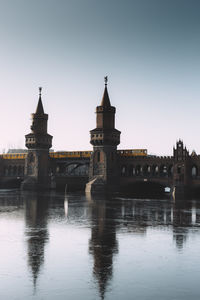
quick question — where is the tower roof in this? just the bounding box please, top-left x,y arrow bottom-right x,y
100,86 -> 111,107
100,77 -> 111,107
35,87 -> 44,114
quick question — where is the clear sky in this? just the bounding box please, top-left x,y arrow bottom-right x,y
0,0 -> 200,155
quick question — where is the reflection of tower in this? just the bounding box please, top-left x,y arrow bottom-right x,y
88,195 -> 118,300
86,77 -> 121,193
172,200 -> 192,250
21,88 -> 53,190
24,192 -> 49,289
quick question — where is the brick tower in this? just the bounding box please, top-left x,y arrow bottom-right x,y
172,139 -> 190,199
21,88 -> 53,190
86,77 -> 121,193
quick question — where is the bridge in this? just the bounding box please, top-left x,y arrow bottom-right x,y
1,82 -> 200,198
1,141 -> 200,197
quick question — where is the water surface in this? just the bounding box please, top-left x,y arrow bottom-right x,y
0,190 -> 200,300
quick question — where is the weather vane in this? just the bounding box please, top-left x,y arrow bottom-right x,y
104,76 -> 108,86
39,87 -> 42,96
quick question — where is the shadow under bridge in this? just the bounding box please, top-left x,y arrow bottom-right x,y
54,161 -> 89,191
120,178 -> 172,198
55,161 -> 89,176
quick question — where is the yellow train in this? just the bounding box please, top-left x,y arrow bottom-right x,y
49,151 -> 92,159
0,149 -> 147,160
1,153 -> 27,159
117,149 -> 147,156
50,149 -> 147,158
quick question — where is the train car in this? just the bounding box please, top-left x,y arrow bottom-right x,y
49,151 -> 92,159
0,149 -> 147,160
1,153 -> 27,159
118,149 -> 147,157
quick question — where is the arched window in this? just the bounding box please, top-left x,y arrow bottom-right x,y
192,166 -> 198,178
8,165 -> 12,176
132,166 -> 136,176
29,153 -> 34,163
13,166 -> 17,176
177,166 -> 181,174
128,165 -> 133,176
160,165 -> 168,177
135,165 -> 141,176
168,165 -> 173,177
97,152 -> 100,162
152,165 -> 159,176
18,166 -> 22,176
143,165 -> 150,176
121,166 -> 126,176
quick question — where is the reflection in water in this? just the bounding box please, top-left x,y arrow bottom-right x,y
1,190 -> 200,300
0,190 -> 23,211
64,194 -> 68,217
24,192 -> 49,290
87,194 -> 118,300
173,200 -> 192,250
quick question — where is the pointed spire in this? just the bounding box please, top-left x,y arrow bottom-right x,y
100,76 -> 111,107
35,87 -> 44,114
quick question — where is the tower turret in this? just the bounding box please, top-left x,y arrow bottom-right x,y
90,77 -> 120,147
21,88 -> 53,190
172,139 -> 190,199
86,77 -> 121,193
25,87 -> 52,150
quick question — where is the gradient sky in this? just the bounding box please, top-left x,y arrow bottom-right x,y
0,0 -> 200,155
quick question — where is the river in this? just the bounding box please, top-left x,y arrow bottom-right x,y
0,190 -> 200,300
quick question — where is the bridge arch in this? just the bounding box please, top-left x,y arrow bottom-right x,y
56,161 -> 89,176
65,162 -> 89,176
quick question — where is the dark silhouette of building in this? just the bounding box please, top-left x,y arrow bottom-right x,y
86,77 -> 121,193
1,80 -> 200,198
21,87 -> 52,190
